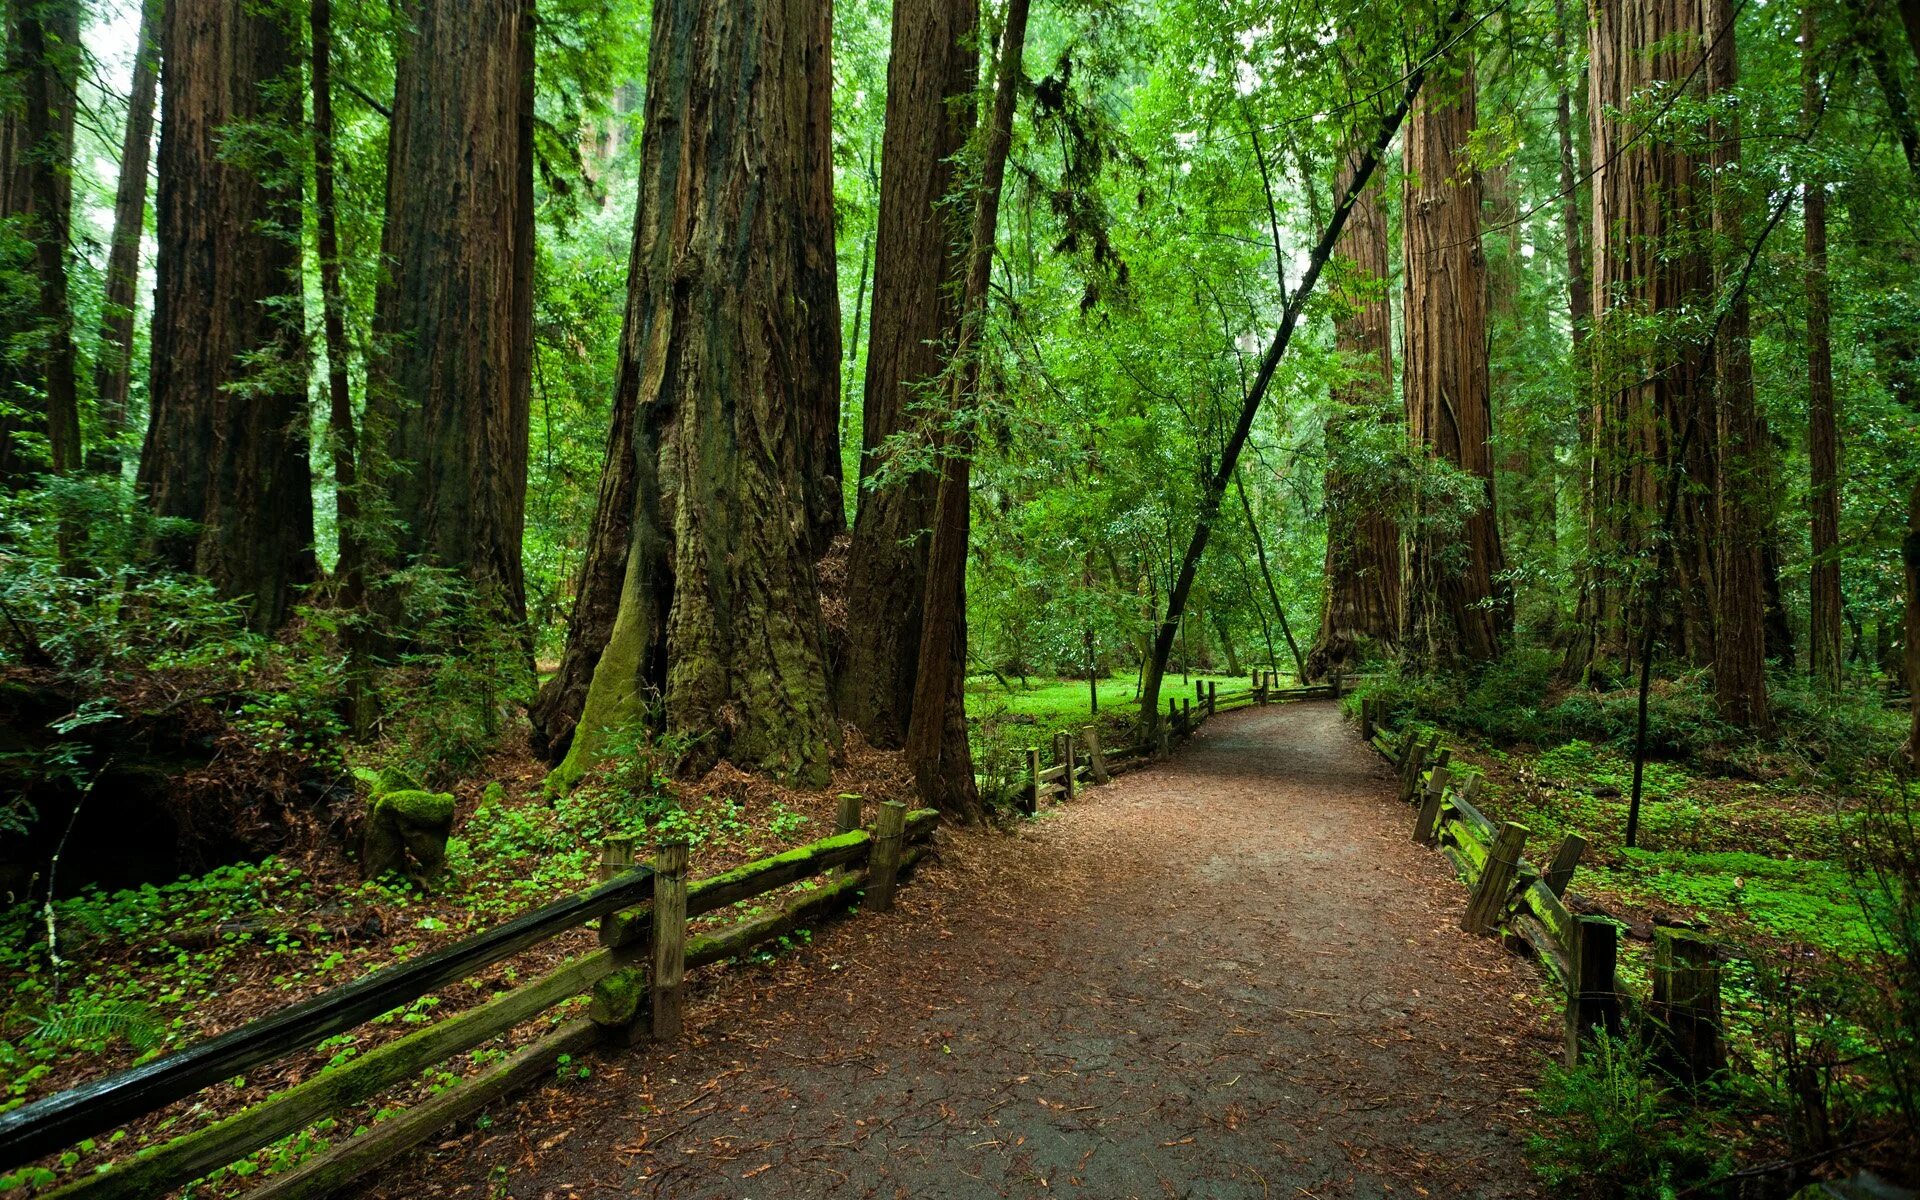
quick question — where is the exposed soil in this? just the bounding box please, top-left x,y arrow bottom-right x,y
363,701 -> 1558,1200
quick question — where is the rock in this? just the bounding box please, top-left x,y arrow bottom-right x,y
363,789 -> 457,885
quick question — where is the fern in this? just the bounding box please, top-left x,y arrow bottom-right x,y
27,999 -> 165,1054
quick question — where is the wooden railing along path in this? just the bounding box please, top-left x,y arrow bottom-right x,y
0,801 -> 941,1199
1355,698 -> 1724,1078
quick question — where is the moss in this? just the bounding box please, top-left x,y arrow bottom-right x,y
375,790 -> 455,825
481,781 -> 506,806
589,967 -> 645,1025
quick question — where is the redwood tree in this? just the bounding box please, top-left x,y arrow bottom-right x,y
837,0 -> 979,748
558,0 -> 843,787
1804,2 -> 1842,691
139,0 -> 314,629
1307,147 -> 1399,677
0,0 -> 81,485
368,0 -> 535,621
91,0 -> 159,471
1401,57 -> 1509,664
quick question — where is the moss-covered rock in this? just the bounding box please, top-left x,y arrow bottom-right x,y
362,790 -> 457,885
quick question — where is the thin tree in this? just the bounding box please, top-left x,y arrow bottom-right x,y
140,0 -> 314,630
1804,1 -> 1842,691
557,0 -> 844,787
839,0 -> 980,748
91,0 -> 160,472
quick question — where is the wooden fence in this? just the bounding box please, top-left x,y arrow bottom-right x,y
1357,700 -> 1725,1077
0,802 -> 941,1199
1019,673 -> 1346,812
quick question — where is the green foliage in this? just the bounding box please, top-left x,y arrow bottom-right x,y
27,998 -> 165,1056
1527,1032 -> 1731,1198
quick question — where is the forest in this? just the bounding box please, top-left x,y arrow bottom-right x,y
0,0 -> 1917,1192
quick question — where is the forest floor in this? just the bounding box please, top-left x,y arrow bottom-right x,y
363,701 -> 1558,1200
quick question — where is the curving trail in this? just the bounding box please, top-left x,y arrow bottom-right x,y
366,701 -> 1554,1200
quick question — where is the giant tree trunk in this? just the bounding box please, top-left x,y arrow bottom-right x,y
1706,0 -> 1769,728
1580,0 -> 1718,675
904,0 -> 1029,819
140,0 -> 314,630
1804,2 -> 1842,692
1401,57 -> 1509,665
836,0 -> 979,747
1307,147 -> 1399,678
91,0 -> 159,472
369,0 -> 535,621
557,0 -> 843,788
0,0 -> 81,484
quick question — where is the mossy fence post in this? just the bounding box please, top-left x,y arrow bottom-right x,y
1652,928 -> 1724,1083
1398,736 -> 1429,803
1544,834 -> 1587,897
835,794 -> 863,878
1206,681 -> 1217,713
1083,726 -> 1110,784
1566,916 -> 1621,1066
1462,821 -> 1529,935
1056,731 -> 1077,800
869,801 -> 908,912
651,838 -> 689,1041
598,834 -> 636,884
1413,765 -> 1450,845
1023,747 -> 1041,814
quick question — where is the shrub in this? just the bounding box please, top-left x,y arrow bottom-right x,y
1527,1031 -> 1729,1199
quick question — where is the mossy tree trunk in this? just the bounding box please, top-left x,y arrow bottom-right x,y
0,0 -> 81,485
837,0 -> 979,748
139,0 -> 314,630
560,0 -> 843,788
1401,58 -> 1509,665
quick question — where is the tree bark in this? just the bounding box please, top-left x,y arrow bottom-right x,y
1553,0 -> 1591,365
1306,145 -> 1399,678
1705,0 -> 1769,728
90,0 -> 159,472
905,0 -> 1030,819
1136,2 -> 1468,736
140,0 -> 314,630
369,0 -> 535,621
1401,55 -> 1509,665
311,0 -> 358,600
558,0 -> 843,788
0,0 -> 81,484
1804,2 -> 1842,691
837,0 -> 979,747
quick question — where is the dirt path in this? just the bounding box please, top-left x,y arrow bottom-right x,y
367,701 -> 1557,1200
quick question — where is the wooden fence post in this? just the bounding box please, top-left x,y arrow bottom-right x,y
1413,766 -> 1451,845
650,838 -> 690,1040
1544,834 -> 1587,897
1167,697 -> 1179,737
835,794 -> 863,878
1023,747 -> 1041,815
1432,746 -> 1452,771
1156,712 -> 1171,757
1330,672 -> 1343,699
1565,916 -> 1621,1066
1083,726 -> 1110,784
1653,928 -> 1724,1083
1360,699 -> 1375,740
1398,737 -> 1430,803
1194,679 -> 1204,704
868,801 -> 908,913
1462,821 -> 1530,934
1057,731 -> 1078,800
598,835 -> 635,884
1181,698 -> 1191,731
1207,681 -> 1217,714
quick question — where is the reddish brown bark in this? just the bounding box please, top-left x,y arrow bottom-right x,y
370,0 -> 534,620
139,0 -> 314,629
1401,57 -> 1509,664
837,0 -> 979,747
1307,149 -> 1399,678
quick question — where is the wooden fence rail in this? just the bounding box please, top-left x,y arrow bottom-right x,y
4,808 -> 942,1200
1360,715 -> 1726,1076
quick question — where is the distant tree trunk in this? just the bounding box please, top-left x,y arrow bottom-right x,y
1236,471 -> 1306,681
1307,146 -> 1399,678
1578,0 -> 1717,677
1401,56 -> 1508,665
557,0 -> 843,788
0,0 -> 81,484
1804,3 -> 1842,691
140,0 -> 314,630
905,0 -> 1029,819
369,0 -> 534,621
311,0 -> 358,598
90,0 -> 159,472
1704,0 -> 1769,729
1553,0 -> 1591,364
838,0 -> 979,747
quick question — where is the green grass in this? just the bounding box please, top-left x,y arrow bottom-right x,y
964,670 -> 1255,724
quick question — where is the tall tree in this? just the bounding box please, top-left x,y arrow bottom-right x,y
1401,57 -> 1509,664
91,0 -> 160,471
1578,0 -> 1718,675
905,0 -> 1030,817
1307,147 -> 1400,678
139,0 -> 314,629
1805,2 -> 1842,691
369,0 -> 535,621
0,0 -> 81,484
837,0 -> 979,748
557,0 -> 843,787
1705,0 -> 1769,727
